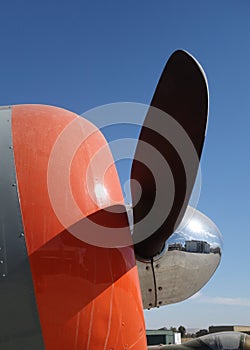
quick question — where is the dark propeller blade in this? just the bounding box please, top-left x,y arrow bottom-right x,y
131,50 -> 208,259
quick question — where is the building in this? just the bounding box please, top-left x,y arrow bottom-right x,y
168,243 -> 183,251
209,326 -> 250,335
146,330 -> 176,345
185,240 -> 210,253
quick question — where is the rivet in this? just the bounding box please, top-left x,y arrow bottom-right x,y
2,273 -> 6,277
146,266 -> 150,270
12,183 -> 16,187
19,233 -> 24,238
149,303 -> 152,307
159,301 -> 162,305
148,288 -> 152,292
9,146 -> 13,149
0,260 -> 4,264
158,286 -> 162,291
155,264 -> 160,268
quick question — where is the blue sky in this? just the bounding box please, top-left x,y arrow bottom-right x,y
1,1 -> 250,330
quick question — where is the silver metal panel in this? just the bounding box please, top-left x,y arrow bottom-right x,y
0,107 -> 45,349
136,259 -> 156,309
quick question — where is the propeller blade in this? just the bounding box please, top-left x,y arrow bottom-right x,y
131,50 -> 208,259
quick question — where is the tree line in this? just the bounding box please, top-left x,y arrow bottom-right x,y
159,326 -> 209,338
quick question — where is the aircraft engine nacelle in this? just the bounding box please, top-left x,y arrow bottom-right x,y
136,206 -> 222,309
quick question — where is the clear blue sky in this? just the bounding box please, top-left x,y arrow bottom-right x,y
1,1 -> 250,330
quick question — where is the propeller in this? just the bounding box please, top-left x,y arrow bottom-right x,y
131,50 -> 209,259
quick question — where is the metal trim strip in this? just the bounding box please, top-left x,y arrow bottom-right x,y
0,106 -> 45,348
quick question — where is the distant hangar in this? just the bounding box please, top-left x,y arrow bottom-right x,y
209,326 -> 250,335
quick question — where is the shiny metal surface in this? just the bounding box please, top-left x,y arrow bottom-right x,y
137,206 -> 222,308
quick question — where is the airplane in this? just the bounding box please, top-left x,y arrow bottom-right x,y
0,50 -> 238,349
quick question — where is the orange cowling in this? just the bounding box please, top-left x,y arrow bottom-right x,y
12,105 -> 147,349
